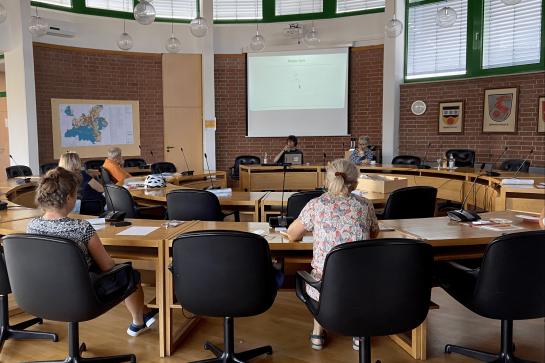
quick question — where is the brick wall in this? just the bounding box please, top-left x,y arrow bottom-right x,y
33,43 -> 164,164
400,72 -> 545,167
214,46 -> 384,173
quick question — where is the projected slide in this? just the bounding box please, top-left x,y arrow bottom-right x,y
247,48 -> 349,137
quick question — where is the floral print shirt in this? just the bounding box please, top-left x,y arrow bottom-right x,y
299,192 -> 379,300
349,148 -> 374,164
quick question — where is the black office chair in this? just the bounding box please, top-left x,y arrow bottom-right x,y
377,186 -> 437,220
296,239 -> 433,363
286,190 -> 324,219
80,199 -> 106,216
5,165 -> 32,178
105,184 -> 165,219
170,230 -> 278,363
435,230 -> 545,363
2,234 -> 137,363
166,189 -> 236,221
229,155 -> 260,181
83,159 -> 104,171
391,155 -> 421,166
0,250 -> 58,350
446,149 -> 476,168
151,162 -> 176,174
500,159 -> 530,173
40,162 -> 58,175
123,158 -> 147,168
100,167 -> 114,185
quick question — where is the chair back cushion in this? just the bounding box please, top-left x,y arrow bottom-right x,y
6,166 -> 32,178
123,158 -> 147,168
40,162 -> 58,175
0,252 -> 11,295
446,149 -> 476,167
286,190 -> 324,218
391,155 -> 421,166
171,230 -> 277,317
474,230 -> 545,320
151,162 -> 177,174
100,167 -> 113,185
500,159 -> 530,172
105,184 -> 138,218
232,156 -> 261,178
382,186 -> 437,220
316,239 -> 432,337
84,159 -> 104,171
166,189 -> 223,221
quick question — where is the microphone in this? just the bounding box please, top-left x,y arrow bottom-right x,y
512,147 -> 534,179
8,155 -> 31,183
485,146 -> 509,177
447,163 -> 486,222
204,153 -> 220,190
417,142 -> 432,169
180,147 -> 194,176
269,164 -> 295,228
323,153 -> 327,167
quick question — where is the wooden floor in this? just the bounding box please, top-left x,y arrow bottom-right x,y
2,288 -> 543,362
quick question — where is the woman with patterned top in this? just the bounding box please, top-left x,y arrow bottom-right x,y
286,159 -> 379,351
27,167 -> 157,337
349,135 -> 375,164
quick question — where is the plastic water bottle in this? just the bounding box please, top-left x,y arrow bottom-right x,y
263,153 -> 268,164
448,155 -> 455,169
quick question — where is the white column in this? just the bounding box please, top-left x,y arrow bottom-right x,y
201,0 -> 216,170
381,0 -> 405,164
2,0 -> 39,173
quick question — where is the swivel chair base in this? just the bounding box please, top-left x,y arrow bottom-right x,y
193,317 -> 272,363
445,320 -> 537,363
0,295 -> 58,351
29,322 -> 135,363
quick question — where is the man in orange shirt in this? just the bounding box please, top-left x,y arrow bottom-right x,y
103,147 -> 132,184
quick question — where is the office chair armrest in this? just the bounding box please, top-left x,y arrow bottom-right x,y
434,261 -> 479,302
295,271 -> 321,304
91,262 -> 136,301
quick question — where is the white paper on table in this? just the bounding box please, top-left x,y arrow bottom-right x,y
93,224 -> 106,231
252,229 -> 266,236
477,225 -> 524,232
87,218 -> 106,225
116,226 -> 159,236
274,227 -> 287,232
302,236 -> 313,243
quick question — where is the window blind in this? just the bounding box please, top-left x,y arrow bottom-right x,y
406,0 -> 468,79
275,0 -> 323,16
85,0 -> 132,12
153,0 -> 197,19
34,0 -> 72,7
213,0 -> 263,20
482,0 -> 542,69
336,0 -> 384,14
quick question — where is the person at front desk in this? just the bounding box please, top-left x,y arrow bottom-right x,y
274,135 -> 303,164
349,136 -> 375,165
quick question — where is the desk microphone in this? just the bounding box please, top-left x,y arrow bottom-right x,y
269,163 -> 294,228
8,155 -> 31,183
512,147 -> 534,179
447,163 -> 485,222
204,153 -> 220,190
417,142 -> 432,169
180,147 -> 194,176
485,146 -> 509,177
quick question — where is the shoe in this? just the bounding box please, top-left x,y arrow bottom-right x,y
353,337 -> 360,351
143,308 -> 159,328
310,330 -> 327,351
126,309 -> 159,337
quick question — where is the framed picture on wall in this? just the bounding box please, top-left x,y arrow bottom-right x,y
538,96 -> 545,133
438,101 -> 464,134
483,88 -> 518,133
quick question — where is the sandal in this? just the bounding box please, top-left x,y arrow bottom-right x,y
309,330 -> 327,350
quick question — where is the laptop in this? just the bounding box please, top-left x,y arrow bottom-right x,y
284,152 -> 303,165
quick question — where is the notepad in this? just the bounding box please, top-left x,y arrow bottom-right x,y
87,218 -> 106,225
302,236 -> 313,243
116,226 -> 159,236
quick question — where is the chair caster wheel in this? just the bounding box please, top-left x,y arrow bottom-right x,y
80,343 -> 87,353
445,345 -> 452,353
376,360 -> 381,363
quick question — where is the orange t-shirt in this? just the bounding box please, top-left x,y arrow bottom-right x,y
102,158 -> 131,184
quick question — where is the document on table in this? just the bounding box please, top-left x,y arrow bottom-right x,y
116,226 -> 159,236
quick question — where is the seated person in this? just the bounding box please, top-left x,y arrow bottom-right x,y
103,147 -> 132,184
27,167 -> 157,337
59,152 -> 105,213
274,135 -> 303,164
286,159 -> 379,351
349,136 -> 375,165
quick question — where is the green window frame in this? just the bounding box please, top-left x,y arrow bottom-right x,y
405,0 -> 545,82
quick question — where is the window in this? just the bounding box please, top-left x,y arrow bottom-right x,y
482,0 -> 542,69
153,0 -> 198,19
213,0 -> 263,20
336,0 -> 384,14
85,0 -> 132,12
406,0 -> 468,80
275,0 -> 323,16
33,0 -> 72,7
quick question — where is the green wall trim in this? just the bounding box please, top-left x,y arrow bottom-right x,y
0,92 -> 6,98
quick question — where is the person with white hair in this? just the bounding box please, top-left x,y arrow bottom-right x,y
286,159 -> 379,351
102,147 -> 132,184
349,135 -> 375,164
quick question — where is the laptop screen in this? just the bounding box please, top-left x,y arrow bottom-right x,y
284,152 -> 303,165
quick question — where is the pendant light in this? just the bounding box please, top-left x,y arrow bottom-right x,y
249,0 -> 265,51
134,0 -> 156,25
385,0 -> 403,38
0,2 -> 7,24
436,1 -> 457,28
117,20 -> 133,50
165,0 -> 181,53
303,0 -> 320,47
501,0 -> 521,4
190,16 -> 208,38
28,6 -> 48,37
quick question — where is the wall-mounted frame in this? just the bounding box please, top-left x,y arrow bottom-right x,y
538,96 -> 545,134
438,101 -> 464,134
483,88 -> 518,133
